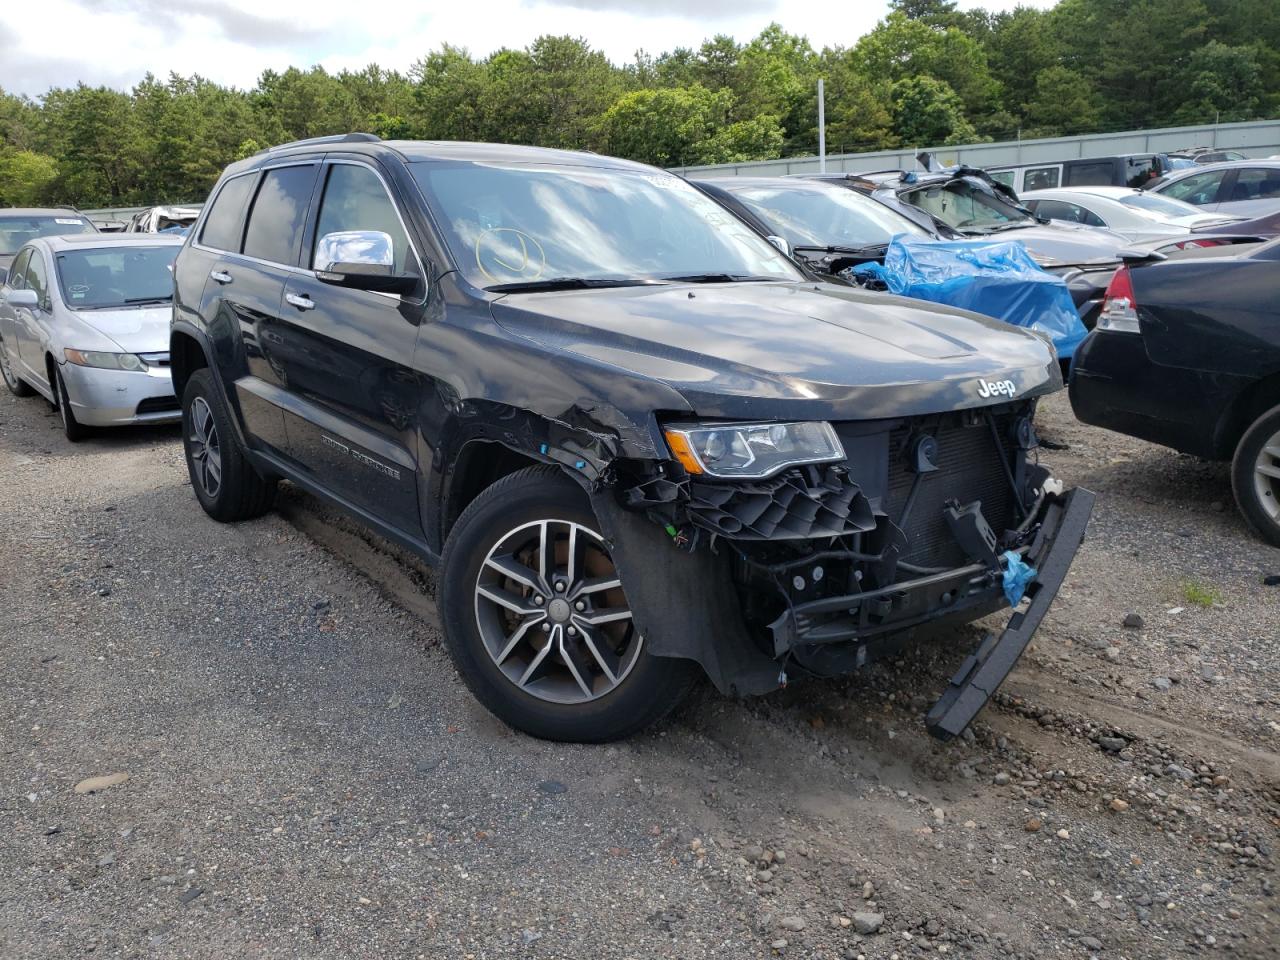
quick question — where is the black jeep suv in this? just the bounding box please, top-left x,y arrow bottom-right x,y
171,134 -> 1093,742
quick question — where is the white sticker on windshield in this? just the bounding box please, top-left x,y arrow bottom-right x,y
55,218 -> 84,225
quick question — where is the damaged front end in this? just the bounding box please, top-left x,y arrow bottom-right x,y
591,399 -> 1094,739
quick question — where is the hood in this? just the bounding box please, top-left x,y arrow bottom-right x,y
490,281 -> 1059,421
973,221 -> 1174,268
70,304 -> 172,353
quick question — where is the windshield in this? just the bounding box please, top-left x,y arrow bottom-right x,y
0,215 -> 96,255
905,180 -> 1033,232
724,182 -> 928,248
1117,192 -> 1207,220
54,245 -> 178,309
410,161 -> 802,289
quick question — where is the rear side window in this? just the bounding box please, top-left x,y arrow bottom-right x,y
1023,167 -> 1059,191
1124,156 -> 1161,188
1064,161 -> 1115,186
1230,168 -> 1280,201
242,165 -> 318,265
200,174 -> 255,251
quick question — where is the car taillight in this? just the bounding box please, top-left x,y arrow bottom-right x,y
1174,238 -> 1223,249
1097,266 -> 1141,334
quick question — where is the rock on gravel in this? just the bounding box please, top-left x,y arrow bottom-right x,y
777,916 -> 806,933
1121,612 -> 1144,629
851,912 -> 884,935
73,773 -> 129,794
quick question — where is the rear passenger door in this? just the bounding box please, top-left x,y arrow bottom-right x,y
194,164 -> 319,455
277,159 -> 426,530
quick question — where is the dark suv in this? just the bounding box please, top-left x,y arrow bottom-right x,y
171,134 -> 1093,742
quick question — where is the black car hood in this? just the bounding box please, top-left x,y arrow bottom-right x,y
490,281 -> 1059,421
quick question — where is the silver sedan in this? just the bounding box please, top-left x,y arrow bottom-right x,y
0,233 -> 185,441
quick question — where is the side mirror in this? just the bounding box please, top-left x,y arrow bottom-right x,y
314,230 -> 418,295
4,288 -> 38,308
766,235 -> 792,258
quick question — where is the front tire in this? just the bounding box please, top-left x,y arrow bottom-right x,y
1232,403 -> 1280,547
55,366 -> 91,442
439,465 -> 698,742
181,368 -> 276,522
0,335 -> 34,396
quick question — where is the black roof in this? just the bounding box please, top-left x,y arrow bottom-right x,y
223,135 -> 654,179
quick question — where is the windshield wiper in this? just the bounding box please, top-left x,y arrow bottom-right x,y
791,243 -> 888,258
658,273 -> 786,283
122,296 -> 172,305
485,277 -> 663,293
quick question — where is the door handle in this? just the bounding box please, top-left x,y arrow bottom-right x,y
210,270 -> 232,284
285,293 -> 315,311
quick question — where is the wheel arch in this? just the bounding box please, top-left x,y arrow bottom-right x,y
1215,369 -> 1280,458
169,326 -> 212,402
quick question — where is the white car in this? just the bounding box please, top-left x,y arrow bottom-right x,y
0,233 -> 185,441
1021,186 -> 1241,242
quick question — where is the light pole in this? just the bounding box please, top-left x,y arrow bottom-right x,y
818,78 -> 826,173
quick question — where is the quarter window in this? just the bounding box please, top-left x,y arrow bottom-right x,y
312,164 -> 416,275
242,165 -> 318,265
1161,170 -> 1226,205
25,251 -> 49,303
200,174 -> 255,252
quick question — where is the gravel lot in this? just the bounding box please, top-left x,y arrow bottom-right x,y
1,387 -> 1276,960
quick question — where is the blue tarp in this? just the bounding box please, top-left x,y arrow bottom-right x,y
852,235 -> 1087,360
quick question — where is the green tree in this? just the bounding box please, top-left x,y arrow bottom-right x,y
695,116 -> 785,164
410,45 -> 492,142
0,149 -> 58,205
1173,41 -> 1265,123
852,12 -> 999,123
890,76 -> 977,147
1023,66 -> 1100,137
599,86 -> 728,166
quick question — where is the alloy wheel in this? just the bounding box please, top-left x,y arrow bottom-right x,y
473,518 -> 642,705
188,396 -> 223,498
1254,426 -> 1280,522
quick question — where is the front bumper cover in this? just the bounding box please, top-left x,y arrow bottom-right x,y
925,486 -> 1094,739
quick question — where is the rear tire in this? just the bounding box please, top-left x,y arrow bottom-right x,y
0,335 -> 34,397
181,368 -> 276,522
55,367 -> 91,442
439,465 -> 699,742
1232,403 -> 1280,547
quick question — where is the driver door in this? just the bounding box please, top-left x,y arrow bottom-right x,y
277,159 -> 428,533
15,249 -> 52,388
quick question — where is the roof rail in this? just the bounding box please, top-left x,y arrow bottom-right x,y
256,132 -> 381,156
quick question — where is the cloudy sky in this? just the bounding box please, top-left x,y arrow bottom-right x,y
2,0 -> 1057,98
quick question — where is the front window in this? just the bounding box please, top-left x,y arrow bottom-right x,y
723,182 -> 927,248
904,180 -> 1033,232
0,215 -> 95,256
410,161 -> 801,289
54,245 -> 179,310
1161,170 -> 1225,205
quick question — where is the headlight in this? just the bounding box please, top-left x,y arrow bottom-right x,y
64,349 -> 148,371
663,421 -> 844,479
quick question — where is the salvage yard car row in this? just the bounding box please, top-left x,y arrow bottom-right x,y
0,135 -> 1277,745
